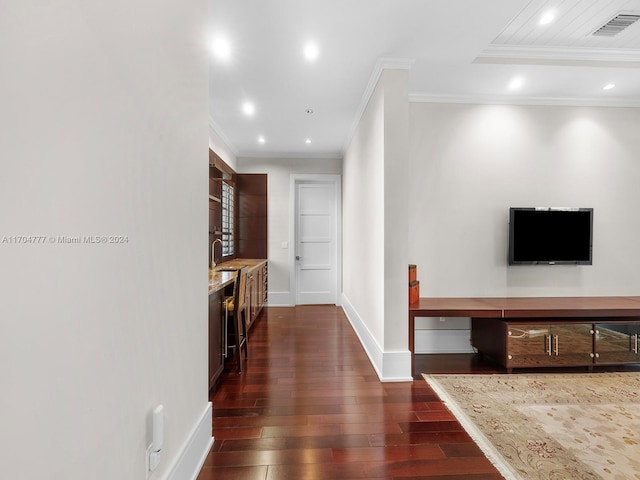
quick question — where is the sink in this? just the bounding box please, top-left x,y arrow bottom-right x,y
216,267 -> 238,272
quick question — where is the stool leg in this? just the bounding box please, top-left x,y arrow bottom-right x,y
242,308 -> 248,359
235,309 -> 243,373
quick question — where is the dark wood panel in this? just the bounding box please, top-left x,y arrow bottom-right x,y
236,173 -> 267,195
237,239 -> 267,261
209,202 -> 221,235
237,194 -> 267,218
413,296 -> 640,318
236,173 -> 267,259
237,216 -> 267,239
209,178 -> 221,198
492,296 -> 640,318
410,298 -> 502,318
470,317 -> 508,366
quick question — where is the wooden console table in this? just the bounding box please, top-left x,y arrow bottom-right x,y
409,296 -> 640,375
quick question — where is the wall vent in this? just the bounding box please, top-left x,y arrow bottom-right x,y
592,13 -> 640,37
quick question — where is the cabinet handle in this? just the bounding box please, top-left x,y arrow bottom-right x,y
553,335 -> 559,356
633,333 -> 639,355
545,335 -> 552,356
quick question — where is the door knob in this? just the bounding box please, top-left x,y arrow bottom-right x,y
295,255 -> 301,260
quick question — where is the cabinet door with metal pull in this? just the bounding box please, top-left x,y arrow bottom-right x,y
594,322 -> 640,364
506,323 -> 594,368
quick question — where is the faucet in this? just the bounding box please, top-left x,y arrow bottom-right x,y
210,238 -> 223,269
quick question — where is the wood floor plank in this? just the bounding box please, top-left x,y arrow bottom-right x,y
331,445 -> 446,463
197,465 -> 268,480
197,306 -> 502,480
203,448 -> 334,467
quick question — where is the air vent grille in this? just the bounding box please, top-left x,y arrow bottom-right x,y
592,13 -> 640,37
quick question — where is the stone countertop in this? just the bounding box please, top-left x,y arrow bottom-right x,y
208,258 -> 267,294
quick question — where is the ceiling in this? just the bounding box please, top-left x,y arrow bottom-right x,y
208,0 -> 640,159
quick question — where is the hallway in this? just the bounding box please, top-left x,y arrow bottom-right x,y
196,305 -> 500,479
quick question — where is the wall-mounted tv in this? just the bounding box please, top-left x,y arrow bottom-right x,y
508,207 -> 593,265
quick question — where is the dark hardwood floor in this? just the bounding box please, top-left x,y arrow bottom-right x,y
197,305 -> 503,480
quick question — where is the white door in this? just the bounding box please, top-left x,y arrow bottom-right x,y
294,178 -> 340,305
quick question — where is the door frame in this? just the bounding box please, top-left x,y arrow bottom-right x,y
289,174 -> 342,306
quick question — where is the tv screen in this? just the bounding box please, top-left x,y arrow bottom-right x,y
508,208 -> 593,265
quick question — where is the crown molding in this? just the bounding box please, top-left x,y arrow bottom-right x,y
236,151 -> 343,160
208,116 -> 238,156
409,92 -> 640,108
476,44 -> 640,67
341,57 -> 415,155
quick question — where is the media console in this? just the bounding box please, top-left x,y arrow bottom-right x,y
409,296 -> 640,375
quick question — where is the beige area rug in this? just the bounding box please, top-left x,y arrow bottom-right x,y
423,373 -> 640,480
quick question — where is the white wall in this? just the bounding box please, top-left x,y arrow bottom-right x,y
236,157 -> 342,304
342,69 -> 412,381
382,70 -> 409,358
209,124 -> 237,171
0,2 -> 210,479
343,80 -> 386,348
409,103 -> 640,297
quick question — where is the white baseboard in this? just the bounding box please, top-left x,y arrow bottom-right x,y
165,402 -> 213,480
415,329 -> 475,354
267,291 -> 294,306
341,294 -> 413,382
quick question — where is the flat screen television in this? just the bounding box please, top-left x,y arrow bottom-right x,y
508,207 -> 593,265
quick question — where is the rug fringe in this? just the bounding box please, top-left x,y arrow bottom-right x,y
423,374 -> 522,480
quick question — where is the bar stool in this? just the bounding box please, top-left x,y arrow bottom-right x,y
225,267 -> 248,373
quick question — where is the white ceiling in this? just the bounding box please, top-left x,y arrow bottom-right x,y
208,0 -> 640,159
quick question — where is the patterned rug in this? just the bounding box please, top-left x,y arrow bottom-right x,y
423,373 -> 640,480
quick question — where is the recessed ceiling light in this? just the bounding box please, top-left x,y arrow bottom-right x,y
603,83 -> 616,91
242,101 -> 255,116
508,76 -> 524,91
211,36 -> 231,61
539,10 -> 556,26
305,138 -> 311,144
258,136 -> 265,144
305,108 -> 314,114
304,43 -> 319,61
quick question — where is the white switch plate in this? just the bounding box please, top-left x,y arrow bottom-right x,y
281,241 -> 288,249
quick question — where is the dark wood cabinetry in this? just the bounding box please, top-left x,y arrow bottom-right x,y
208,288 -> 224,389
209,154 -> 267,263
237,174 -> 267,259
507,323 -> 594,368
472,316 -> 640,373
209,260 -> 267,389
209,152 -> 224,266
209,150 -> 237,265
410,296 -> 640,375
473,319 -> 596,371
246,262 -> 268,330
208,150 -> 267,390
